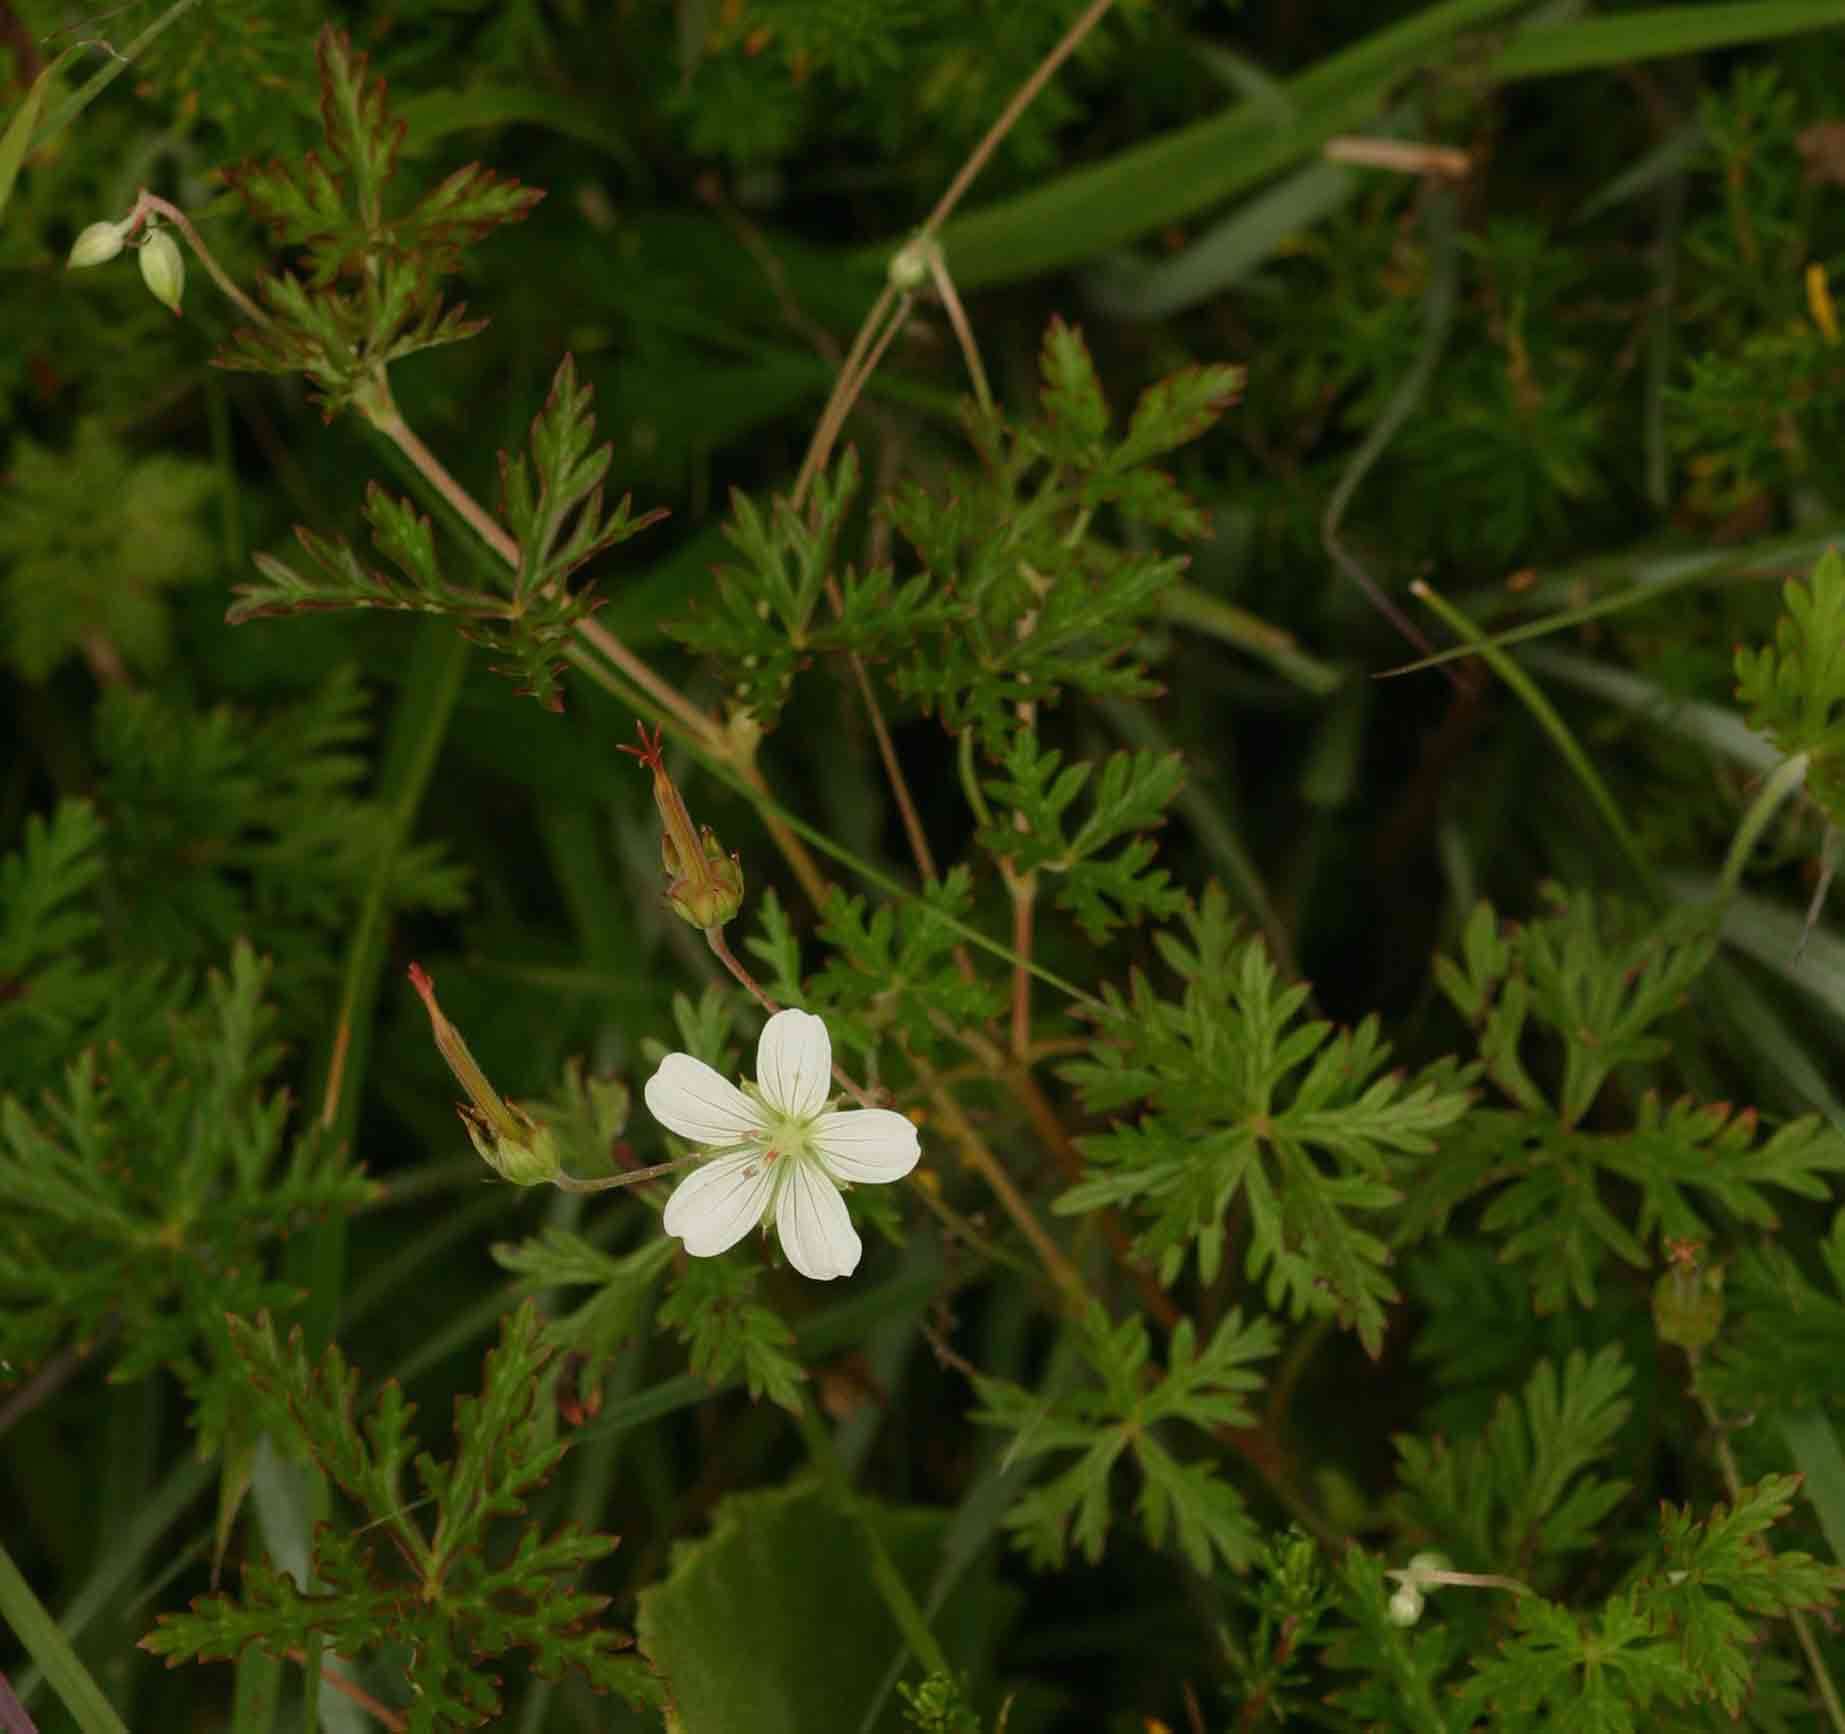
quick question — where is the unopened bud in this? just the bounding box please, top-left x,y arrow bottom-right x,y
408,963 -> 560,1186
68,220 -> 129,269
138,225 -> 185,315
1654,1239 -> 1725,1353
1387,1585 -> 1425,1627
620,721 -> 744,929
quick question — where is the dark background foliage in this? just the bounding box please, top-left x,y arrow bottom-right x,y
9,1 -> 1845,1729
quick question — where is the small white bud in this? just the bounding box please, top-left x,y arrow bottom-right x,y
68,220 -> 128,269
138,226 -> 185,316
1387,1585 -> 1425,1627
889,238 -> 931,292
1407,1551 -> 1451,1578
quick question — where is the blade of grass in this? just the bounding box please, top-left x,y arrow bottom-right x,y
32,0 -> 203,154
0,47 -> 83,222
1519,646 -> 1779,775
1384,527 -> 1845,676
1086,157 -> 1360,321
1492,3 -> 1845,80
924,0 -> 1525,288
1780,1408 -> 1845,1568
1411,580 -> 1658,895
13,1458 -> 213,1708
1156,583 -> 1344,696
0,1536 -> 129,1734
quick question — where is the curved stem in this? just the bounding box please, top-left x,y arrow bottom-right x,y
129,189 -> 268,327
704,924 -> 879,1107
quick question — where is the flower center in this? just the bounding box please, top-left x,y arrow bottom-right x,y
755,1106 -> 816,1169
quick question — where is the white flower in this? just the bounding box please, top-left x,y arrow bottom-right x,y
645,1009 -> 919,1281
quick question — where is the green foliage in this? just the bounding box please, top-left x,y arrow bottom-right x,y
0,419 -> 216,681
493,1227 -> 674,1369
19,9 -> 1845,1731
1650,1473 -> 1845,1717
1735,548 -> 1845,824
972,1301 -> 1276,1573
1217,1530 -> 1341,1724
0,943 -> 373,1446
95,668 -> 470,983
898,1672 -> 987,1733
1393,1346 -> 1634,1578
1057,885 -> 1472,1353
1702,1206 -> 1845,1415
218,24 -> 542,414
1445,1474 -> 1843,1730
671,451 -> 950,727
143,1302 -> 656,1729
883,320 -> 1240,752
656,1253 -> 807,1412
976,735 -> 1185,942
0,801 -> 109,1094
805,870 -> 1005,1067
635,1480 -> 1005,1734
1419,890 -> 1845,1311
230,357 -> 665,709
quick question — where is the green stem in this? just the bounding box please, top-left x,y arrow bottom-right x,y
1717,753 -> 1809,899
1157,583 -> 1344,696
1410,579 -> 1659,899
795,1402 -> 952,1680
0,1536 -> 129,1734
34,0 -> 202,151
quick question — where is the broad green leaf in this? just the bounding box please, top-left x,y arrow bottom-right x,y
636,1480 -> 1007,1734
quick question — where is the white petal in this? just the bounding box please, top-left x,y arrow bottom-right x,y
662,1151 -> 776,1257
774,1160 -> 861,1281
645,1053 -> 763,1146
756,1009 -> 831,1119
811,1108 -> 920,1184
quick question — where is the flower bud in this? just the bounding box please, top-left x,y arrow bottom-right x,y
620,721 -> 744,930
68,220 -> 128,269
1386,1585 -> 1425,1627
138,225 -> 185,315
1653,1239 -> 1725,1353
409,963 -> 561,1187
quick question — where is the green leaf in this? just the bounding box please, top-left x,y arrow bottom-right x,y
500,354 -> 667,606
1646,1473 -> 1845,1716
219,23 -> 540,412
0,943 -> 373,1447
1454,1591 -> 1689,1732
0,421 -> 217,682
1058,887 -> 1472,1353
1705,1208 -> 1845,1415
0,801 -> 108,1092
144,1303 -> 656,1726
978,736 -> 1186,941
658,1255 -> 806,1412
1036,318 -> 1109,460
636,1480 -> 1008,1734
1736,548 -> 1845,825
493,1228 -> 673,1366
971,1303 -> 1275,1571
811,868 -> 1006,1068
1393,1346 -> 1633,1575
315,25 -> 402,235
